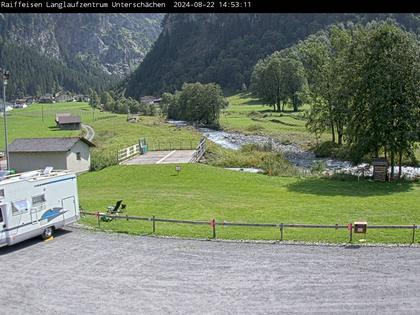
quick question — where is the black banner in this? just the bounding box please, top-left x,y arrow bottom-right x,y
0,0 -> 418,13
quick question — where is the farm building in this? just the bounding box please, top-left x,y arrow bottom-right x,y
8,137 -> 95,174
55,113 -> 81,130
39,94 -> 55,103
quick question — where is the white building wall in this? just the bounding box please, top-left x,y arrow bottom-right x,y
66,141 -> 91,173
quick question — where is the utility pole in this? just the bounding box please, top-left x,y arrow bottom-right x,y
1,69 -> 10,170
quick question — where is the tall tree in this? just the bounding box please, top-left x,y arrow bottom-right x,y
348,22 -> 420,177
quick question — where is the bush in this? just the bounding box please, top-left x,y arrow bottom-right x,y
313,141 -> 340,158
310,161 -> 326,174
206,143 -> 298,177
91,150 -> 118,171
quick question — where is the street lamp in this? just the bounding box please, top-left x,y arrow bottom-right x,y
1,69 -> 10,171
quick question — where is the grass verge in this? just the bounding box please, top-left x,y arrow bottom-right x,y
79,164 -> 420,244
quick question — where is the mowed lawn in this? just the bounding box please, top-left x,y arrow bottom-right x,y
0,102 -> 201,153
79,164 -> 420,244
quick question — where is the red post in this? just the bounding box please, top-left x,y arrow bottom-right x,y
210,219 -> 216,239
348,223 -> 353,243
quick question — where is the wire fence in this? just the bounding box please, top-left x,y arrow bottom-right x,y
147,139 -> 197,151
81,211 -> 418,244
9,107 -> 117,122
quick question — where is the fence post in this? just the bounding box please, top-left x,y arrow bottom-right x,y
412,224 -> 416,244
348,223 -> 353,243
211,219 -> 216,239
280,223 -> 284,241
96,211 -> 100,228
152,216 -> 156,234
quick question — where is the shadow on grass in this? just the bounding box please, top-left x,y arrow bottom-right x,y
287,178 -> 414,197
243,98 -> 263,106
48,125 -> 63,131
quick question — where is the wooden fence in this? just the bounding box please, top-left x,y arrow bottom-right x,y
118,144 -> 140,163
190,137 -> 206,162
81,211 -> 418,244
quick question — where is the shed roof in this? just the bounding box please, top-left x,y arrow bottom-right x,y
58,115 -> 81,124
9,137 -> 95,153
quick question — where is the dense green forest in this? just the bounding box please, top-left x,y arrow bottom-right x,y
0,39 -> 112,98
124,13 -> 420,98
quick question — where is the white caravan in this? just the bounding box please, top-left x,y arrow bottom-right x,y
0,168 -> 80,247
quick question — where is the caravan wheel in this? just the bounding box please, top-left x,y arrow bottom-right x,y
42,227 -> 54,240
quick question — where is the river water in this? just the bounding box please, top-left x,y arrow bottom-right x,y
168,120 -> 420,179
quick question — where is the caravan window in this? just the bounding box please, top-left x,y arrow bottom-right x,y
12,200 -> 30,215
32,194 -> 46,206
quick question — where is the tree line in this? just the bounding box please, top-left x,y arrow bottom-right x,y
251,21 -> 420,178
89,90 -> 159,116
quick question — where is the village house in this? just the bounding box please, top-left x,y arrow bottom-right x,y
8,137 -> 95,174
39,94 -> 55,103
13,99 -> 28,108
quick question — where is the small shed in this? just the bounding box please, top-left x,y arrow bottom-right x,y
372,158 -> 388,181
55,114 -> 81,130
9,137 -> 95,174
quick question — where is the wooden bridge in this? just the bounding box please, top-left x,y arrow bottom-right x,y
118,138 -> 206,165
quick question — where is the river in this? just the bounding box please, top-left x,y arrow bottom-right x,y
168,120 -> 420,179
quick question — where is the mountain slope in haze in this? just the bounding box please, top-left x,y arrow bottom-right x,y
0,13 -> 163,99
124,13 -> 420,98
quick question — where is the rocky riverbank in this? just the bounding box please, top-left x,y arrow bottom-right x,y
168,120 -> 420,179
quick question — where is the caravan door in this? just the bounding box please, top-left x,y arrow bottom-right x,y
0,205 -> 6,245
62,196 -> 76,218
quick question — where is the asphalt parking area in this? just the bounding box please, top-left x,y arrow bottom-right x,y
0,227 -> 419,314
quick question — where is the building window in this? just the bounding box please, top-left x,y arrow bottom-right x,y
76,152 -> 81,160
32,194 -> 46,206
0,189 -> 4,198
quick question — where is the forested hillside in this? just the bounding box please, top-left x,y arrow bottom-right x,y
124,13 -> 420,98
0,13 -> 163,99
0,39 -> 111,98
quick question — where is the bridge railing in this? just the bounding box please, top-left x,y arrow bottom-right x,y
118,144 -> 140,163
190,137 -> 206,162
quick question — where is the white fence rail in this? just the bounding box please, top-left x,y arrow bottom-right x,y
118,144 -> 140,163
190,137 -> 206,163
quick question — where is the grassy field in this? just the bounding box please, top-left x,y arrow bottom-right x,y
223,93 -> 329,146
79,164 -> 420,244
0,102 -> 201,157
225,93 -> 420,162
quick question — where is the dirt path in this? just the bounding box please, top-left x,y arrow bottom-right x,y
81,124 -> 95,141
0,227 -> 419,314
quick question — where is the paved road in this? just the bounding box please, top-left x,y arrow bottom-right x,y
82,124 -> 95,141
0,228 -> 419,314
122,150 -> 196,165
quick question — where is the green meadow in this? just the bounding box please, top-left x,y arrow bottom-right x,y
79,164 -> 420,244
